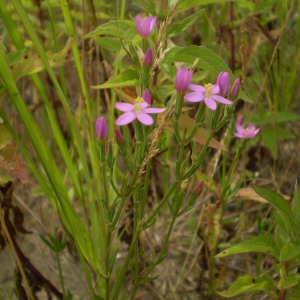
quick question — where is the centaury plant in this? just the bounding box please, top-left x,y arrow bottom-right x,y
2,0 -> 298,299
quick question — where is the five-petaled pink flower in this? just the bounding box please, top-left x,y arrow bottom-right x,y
135,15 -> 156,38
234,115 -> 260,139
115,97 -> 165,126
184,83 -> 233,110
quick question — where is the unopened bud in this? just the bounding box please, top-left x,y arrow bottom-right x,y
143,48 -> 153,67
230,78 -> 240,99
143,88 -> 152,105
57,229 -> 63,243
95,117 -> 108,140
193,180 -> 204,195
115,128 -> 124,144
217,72 -> 230,97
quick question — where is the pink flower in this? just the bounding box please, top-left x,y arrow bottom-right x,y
217,72 -> 230,97
95,117 -> 108,139
184,83 -> 233,110
135,15 -> 156,38
175,68 -> 192,92
115,97 -> 165,126
143,48 -> 153,66
234,116 -> 260,139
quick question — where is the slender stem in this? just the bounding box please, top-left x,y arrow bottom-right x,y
55,253 -> 65,295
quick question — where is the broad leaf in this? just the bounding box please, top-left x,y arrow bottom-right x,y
253,185 -> 294,234
218,274 -> 277,298
164,46 -> 232,76
278,274 -> 300,290
280,242 -> 300,262
166,10 -> 204,37
92,69 -> 139,89
216,235 -> 280,259
292,184 -> 300,229
85,20 -> 135,39
177,0 -> 232,11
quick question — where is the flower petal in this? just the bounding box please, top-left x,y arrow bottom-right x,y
137,113 -> 153,125
246,124 -> 256,131
185,92 -> 204,102
189,84 -> 206,93
204,97 -> 217,110
212,95 -> 233,104
139,102 -> 149,109
115,102 -> 134,112
116,112 -> 136,125
211,84 -> 220,95
234,132 -> 244,138
144,108 -> 166,114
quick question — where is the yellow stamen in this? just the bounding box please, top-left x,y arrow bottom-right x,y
204,83 -> 213,98
135,96 -> 144,103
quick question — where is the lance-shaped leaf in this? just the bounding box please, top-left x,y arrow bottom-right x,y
218,274 -> 277,298
216,235 -> 280,260
253,185 -> 294,235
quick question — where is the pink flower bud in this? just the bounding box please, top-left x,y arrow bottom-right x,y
95,117 -> 108,140
115,128 -> 124,144
143,48 -> 153,67
193,180 -> 204,195
142,89 -> 152,105
230,78 -> 240,99
57,229 -> 63,242
175,68 -> 192,92
135,15 -> 156,38
217,71 -> 230,97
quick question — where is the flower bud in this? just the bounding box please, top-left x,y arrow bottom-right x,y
95,117 -> 108,140
230,78 -> 240,99
217,71 -> 230,97
193,180 -> 204,195
143,48 -> 153,67
115,128 -> 124,145
175,68 -> 192,93
56,229 -> 63,243
142,88 -> 152,105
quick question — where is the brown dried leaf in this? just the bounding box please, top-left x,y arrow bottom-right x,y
0,143 -> 29,183
233,187 -> 290,203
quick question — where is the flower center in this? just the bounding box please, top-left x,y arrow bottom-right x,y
204,83 -> 213,98
134,97 -> 144,114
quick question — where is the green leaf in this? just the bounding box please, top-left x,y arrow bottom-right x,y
253,111 -> 300,125
166,10 -> 204,37
287,283 -> 300,299
164,46 -> 232,76
135,0 -> 156,15
253,185 -> 294,234
278,274 -> 300,290
91,69 -> 139,89
85,20 -> 135,38
292,184 -> 300,228
216,235 -> 280,259
280,242 -> 300,262
218,274 -> 277,298
177,0 -> 232,11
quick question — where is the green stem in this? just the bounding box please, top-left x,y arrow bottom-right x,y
55,253 -> 65,295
